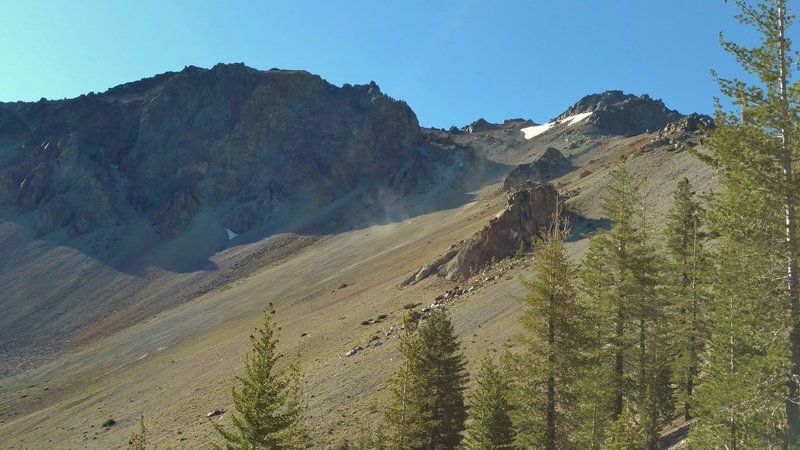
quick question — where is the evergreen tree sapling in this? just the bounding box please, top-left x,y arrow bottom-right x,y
128,415 -> 148,450
212,304 -> 308,450
382,308 -> 469,450
459,357 -> 514,450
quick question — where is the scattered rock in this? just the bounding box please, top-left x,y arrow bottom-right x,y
642,113 -> 714,152
101,418 -> 116,428
345,346 -> 364,357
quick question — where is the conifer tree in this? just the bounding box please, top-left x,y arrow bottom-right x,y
692,0 -> 799,445
418,308 -> 470,449
664,178 -> 710,421
382,312 -> 434,449
212,304 -> 309,450
689,237 -> 787,449
508,204 -> 586,449
579,166 -> 669,449
382,308 -> 469,450
607,400 -> 644,450
459,357 -> 514,450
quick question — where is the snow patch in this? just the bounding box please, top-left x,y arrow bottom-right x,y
562,111 -> 593,126
521,122 -> 555,139
226,228 -> 239,240
521,112 -> 593,140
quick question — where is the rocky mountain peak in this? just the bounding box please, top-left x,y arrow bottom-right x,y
556,90 -> 683,135
0,64 -> 428,239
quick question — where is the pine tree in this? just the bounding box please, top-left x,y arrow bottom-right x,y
689,238 -> 787,449
690,0 -> 799,445
664,178 -> 710,421
382,309 -> 469,450
510,206 -> 585,449
607,400 -> 644,450
579,166 -> 669,449
382,312 -> 434,450
459,357 -> 514,450
212,304 -> 309,450
418,308 -> 470,449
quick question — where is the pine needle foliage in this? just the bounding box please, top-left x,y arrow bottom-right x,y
690,0 -> 799,446
459,357 -> 514,450
510,206 -> 585,449
382,308 -> 469,450
663,178 -> 711,422
212,304 -> 309,450
579,166 -> 670,449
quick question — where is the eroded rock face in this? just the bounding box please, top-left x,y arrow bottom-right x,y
403,182 -> 559,283
0,64 -> 428,238
556,90 -> 683,135
643,113 -> 714,152
502,147 -> 572,190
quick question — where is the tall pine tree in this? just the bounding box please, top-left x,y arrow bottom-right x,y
212,304 -> 309,450
510,205 -> 586,449
691,0 -> 799,446
382,312 -> 433,450
579,166 -> 669,449
664,178 -> 710,422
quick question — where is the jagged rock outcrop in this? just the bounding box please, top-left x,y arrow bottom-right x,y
462,118 -> 499,134
643,113 -> 714,151
0,63 -> 433,238
502,147 -> 572,190
556,90 -> 683,135
403,182 -> 558,284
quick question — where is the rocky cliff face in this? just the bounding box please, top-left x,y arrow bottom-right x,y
556,90 -> 683,135
502,147 -> 572,190
0,64 -> 431,238
403,182 -> 559,283
643,113 -> 714,151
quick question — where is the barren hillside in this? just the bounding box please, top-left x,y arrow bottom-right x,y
0,67 -> 715,449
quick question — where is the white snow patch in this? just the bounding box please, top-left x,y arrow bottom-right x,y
521,112 -> 593,140
226,228 -> 239,240
521,122 -> 555,139
563,111 -> 592,126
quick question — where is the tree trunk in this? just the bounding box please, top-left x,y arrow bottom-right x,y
547,309 -> 556,450
776,1 -> 800,446
614,307 -> 624,418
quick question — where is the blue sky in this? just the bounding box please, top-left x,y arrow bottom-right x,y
0,1 -> 787,128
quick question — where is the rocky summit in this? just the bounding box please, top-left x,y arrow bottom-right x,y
555,90 -> 683,135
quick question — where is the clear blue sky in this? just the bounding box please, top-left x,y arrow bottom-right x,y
0,1 -> 789,128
